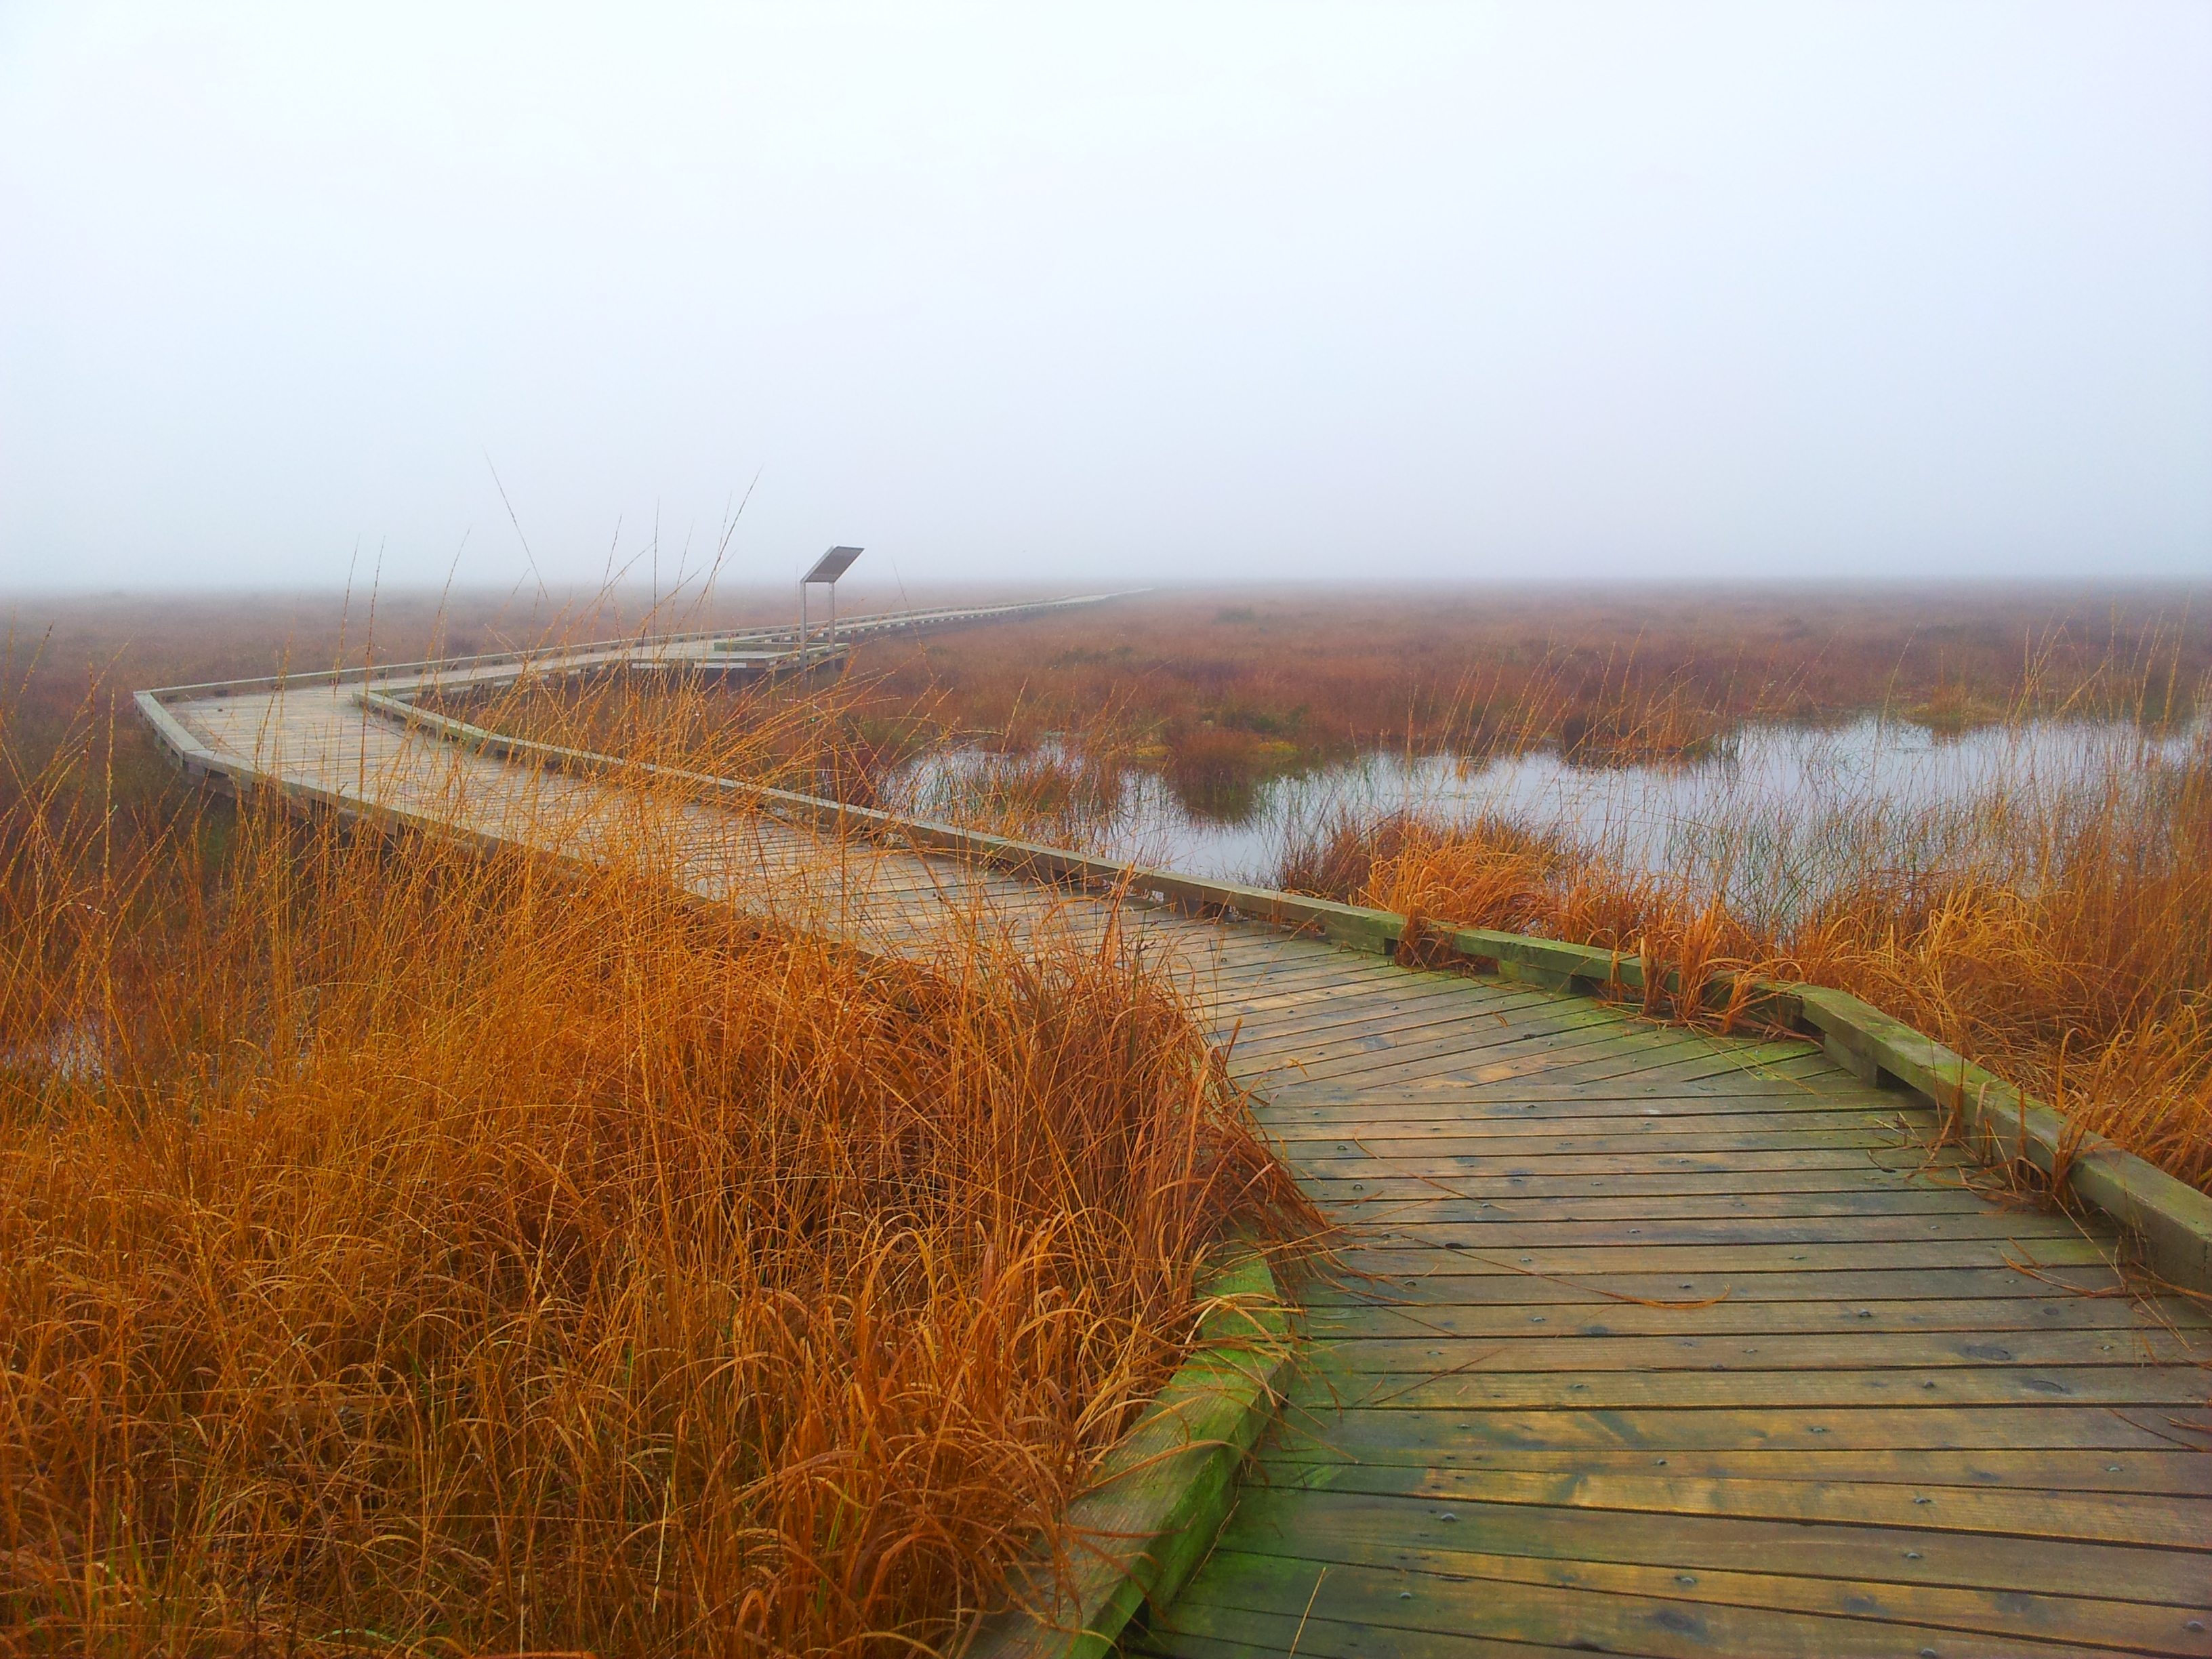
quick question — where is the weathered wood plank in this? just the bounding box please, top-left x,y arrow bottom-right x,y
1269,1093 -> 1903,1129
1328,1238 -> 2123,1281
1284,1362 -> 2208,1411
1345,1212 -> 2095,1246
1261,1010 -> 1697,1088
1303,1326 -> 2200,1374
1189,1487 -> 2211,1608
1221,982 -> 1600,1049
1284,1146 -> 1975,1179
1292,1159 -> 1982,1185
1155,1539 -> 2208,1658
1153,1549 -> 2159,1658
1301,1293 -> 2207,1338
1262,1434 -> 2212,1496
1293,1128 -> 1950,1159
1269,1097 -> 1929,1134
1271,1071 -> 1879,1101
1254,1456 -> 2212,1548
1294,1265 -> 2137,1307
1255,1402 -> 2212,1454
1299,1185 -> 2023,1220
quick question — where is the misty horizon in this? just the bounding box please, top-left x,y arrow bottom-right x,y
4,3 -> 2209,592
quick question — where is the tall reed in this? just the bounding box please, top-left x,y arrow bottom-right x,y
0,668 -> 1307,1655
827,585 -> 2209,791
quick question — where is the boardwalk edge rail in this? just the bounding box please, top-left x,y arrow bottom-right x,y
963,1246 -> 1292,1659
129,591 -> 1139,702
334,689 -> 2212,1297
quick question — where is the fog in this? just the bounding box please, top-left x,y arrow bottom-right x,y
3,3 -> 2207,593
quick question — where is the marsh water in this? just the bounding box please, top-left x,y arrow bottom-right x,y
894,714 -> 2200,920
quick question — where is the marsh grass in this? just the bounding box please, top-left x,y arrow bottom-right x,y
419,666 -> 1146,852
425,586 -> 2209,852
825,586 -> 2209,798
0,644 -> 1311,1655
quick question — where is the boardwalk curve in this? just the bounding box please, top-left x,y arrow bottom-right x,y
138,612 -> 2212,1659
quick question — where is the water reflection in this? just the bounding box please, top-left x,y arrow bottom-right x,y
894,715 -> 2201,890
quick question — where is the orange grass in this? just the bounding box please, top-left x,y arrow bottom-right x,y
1279,726 -> 2212,1192
0,649 -> 1310,1654
409,584 -> 2208,842
828,585 -> 2209,790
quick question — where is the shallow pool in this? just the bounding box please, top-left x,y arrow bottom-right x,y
894,714 -> 2202,903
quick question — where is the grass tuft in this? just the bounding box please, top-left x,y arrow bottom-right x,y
0,654 -> 1310,1655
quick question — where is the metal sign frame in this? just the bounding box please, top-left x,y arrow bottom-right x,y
799,546 -> 863,653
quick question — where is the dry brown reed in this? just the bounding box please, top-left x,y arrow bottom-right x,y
398,583 -> 2209,847
0,649 -> 1309,1654
827,585 -> 2209,803
419,659 -> 1141,852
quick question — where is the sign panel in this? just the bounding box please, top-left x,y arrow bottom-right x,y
802,546 -> 864,583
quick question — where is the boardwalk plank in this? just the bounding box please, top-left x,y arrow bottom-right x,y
1300,1293 -> 2207,1338
1303,1326 -> 2201,1372
1153,1552 -> 2148,1658
1261,1433 -> 2212,1495
1193,1488 -> 2209,1607
1155,1541 -> 2205,1658
1252,1457 -> 2212,1548
1295,1265 -> 2141,1306
1302,1186 -> 2032,1218
1256,1403 -> 2212,1454
1284,1364 -> 2208,1410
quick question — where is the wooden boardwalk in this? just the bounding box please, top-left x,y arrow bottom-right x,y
143,640 -> 2212,1659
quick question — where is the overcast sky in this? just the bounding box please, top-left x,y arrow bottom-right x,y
3,3 -> 2207,593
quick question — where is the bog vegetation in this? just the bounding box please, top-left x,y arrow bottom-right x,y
428,585 -> 2212,1197
821,585 -> 2209,814
428,585 -> 2208,828
0,612 -> 1309,1656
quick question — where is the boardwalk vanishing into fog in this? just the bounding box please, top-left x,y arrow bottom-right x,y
141,609 -> 2212,1659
